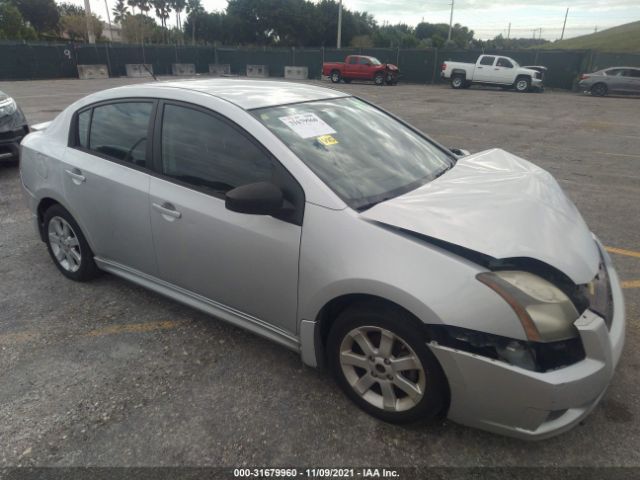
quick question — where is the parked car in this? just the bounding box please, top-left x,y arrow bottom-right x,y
579,67 -> 640,96
441,55 -> 544,92
0,90 -> 29,162
322,55 -> 399,86
20,79 -> 624,439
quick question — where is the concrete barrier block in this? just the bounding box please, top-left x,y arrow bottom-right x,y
284,66 -> 308,80
246,65 -> 269,78
125,64 -> 154,78
209,64 -> 231,76
77,64 -> 109,79
172,63 -> 196,76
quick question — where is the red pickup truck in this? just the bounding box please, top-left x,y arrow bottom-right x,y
322,55 -> 399,86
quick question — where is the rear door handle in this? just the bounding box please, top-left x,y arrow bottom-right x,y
152,202 -> 182,219
65,168 -> 86,183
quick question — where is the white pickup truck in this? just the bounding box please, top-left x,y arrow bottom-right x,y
440,54 -> 544,92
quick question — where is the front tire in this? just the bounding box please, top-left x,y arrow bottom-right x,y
514,76 -> 531,92
591,83 -> 608,97
327,302 -> 448,424
450,75 -> 464,89
44,204 -> 99,281
374,72 -> 385,86
330,70 -> 341,83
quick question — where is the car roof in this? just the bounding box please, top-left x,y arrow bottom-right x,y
123,79 -> 351,110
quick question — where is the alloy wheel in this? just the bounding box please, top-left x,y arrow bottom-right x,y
48,216 -> 82,273
516,79 -> 528,91
339,326 -> 426,412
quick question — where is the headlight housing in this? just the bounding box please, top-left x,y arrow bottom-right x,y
0,97 -> 18,117
476,270 -> 579,342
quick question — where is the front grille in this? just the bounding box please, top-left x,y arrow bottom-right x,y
0,128 -> 25,142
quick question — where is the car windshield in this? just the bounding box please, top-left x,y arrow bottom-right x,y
368,57 -> 382,65
253,97 -> 453,211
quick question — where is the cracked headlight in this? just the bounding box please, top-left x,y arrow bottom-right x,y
477,271 -> 579,342
0,97 -> 18,117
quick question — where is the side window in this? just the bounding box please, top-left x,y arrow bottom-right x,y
77,109 -> 91,148
480,56 -> 495,66
359,57 -> 370,65
348,57 -> 358,64
88,102 -> 153,166
496,58 -> 513,68
606,69 -> 621,76
629,69 -> 640,78
161,104 -> 273,194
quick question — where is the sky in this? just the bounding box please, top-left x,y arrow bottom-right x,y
72,0 -> 640,41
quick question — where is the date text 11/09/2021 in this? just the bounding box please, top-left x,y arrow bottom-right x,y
233,468 -> 400,478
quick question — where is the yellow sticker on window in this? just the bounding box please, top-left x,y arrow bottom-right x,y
317,134 -> 338,146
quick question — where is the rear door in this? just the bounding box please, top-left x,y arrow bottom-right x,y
343,56 -> 360,78
61,99 -> 157,275
147,100 -> 304,334
474,55 -> 496,82
628,68 -> 640,93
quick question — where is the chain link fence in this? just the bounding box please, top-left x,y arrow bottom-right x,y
1,41 -> 639,90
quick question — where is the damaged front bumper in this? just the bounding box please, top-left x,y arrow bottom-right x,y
430,240 -> 625,440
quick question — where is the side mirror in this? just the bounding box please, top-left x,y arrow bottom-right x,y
450,148 -> 470,158
225,181 -> 283,215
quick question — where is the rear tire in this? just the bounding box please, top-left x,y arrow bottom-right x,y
330,70 -> 341,83
327,301 -> 448,424
591,83 -> 608,97
450,75 -> 464,89
43,204 -> 100,282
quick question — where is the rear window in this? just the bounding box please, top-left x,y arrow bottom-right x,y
79,101 -> 153,167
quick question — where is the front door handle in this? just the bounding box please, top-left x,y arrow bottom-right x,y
65,168 -> 86,184
152,202 -> 182,219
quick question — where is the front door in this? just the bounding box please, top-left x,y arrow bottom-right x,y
494,57 -> 516,84
148,102 -> 303,334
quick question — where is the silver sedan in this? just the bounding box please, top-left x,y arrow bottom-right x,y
578,67 -> 640,96
19,79 -> 625,439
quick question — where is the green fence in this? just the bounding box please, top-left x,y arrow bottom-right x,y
1,41 -> 640,90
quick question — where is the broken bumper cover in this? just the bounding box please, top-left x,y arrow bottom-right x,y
430,241 -> 625,440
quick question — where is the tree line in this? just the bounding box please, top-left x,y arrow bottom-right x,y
0,0 -> 551,49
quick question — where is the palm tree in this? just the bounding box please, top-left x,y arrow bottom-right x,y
126,0 -> 137,15
112,0 -> 129,23
185,0 -> 203,44
171,0 -> 186,31
152,0 -> 171,42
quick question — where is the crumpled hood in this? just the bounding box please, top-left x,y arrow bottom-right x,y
361,148 -> 600,285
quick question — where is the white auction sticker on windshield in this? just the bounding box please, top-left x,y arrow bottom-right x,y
279,113 -> 336,139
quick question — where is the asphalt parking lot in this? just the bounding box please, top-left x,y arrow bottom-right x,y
0,76 -> 639,468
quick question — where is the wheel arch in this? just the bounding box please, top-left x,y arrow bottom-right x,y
302,285 -> 441,369
451,69 -> 467,78
36,195 -> 96,252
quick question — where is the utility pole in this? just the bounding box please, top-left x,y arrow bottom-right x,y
337,0 -> 342,48
507,22 -> 511,39
447,0 -> 454,42
104,0 -> 113,41
83,0 -> 96,43
560,7 -> 569,40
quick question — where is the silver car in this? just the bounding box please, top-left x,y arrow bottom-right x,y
578,67 -> 640,96
19,80 -> 625,440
